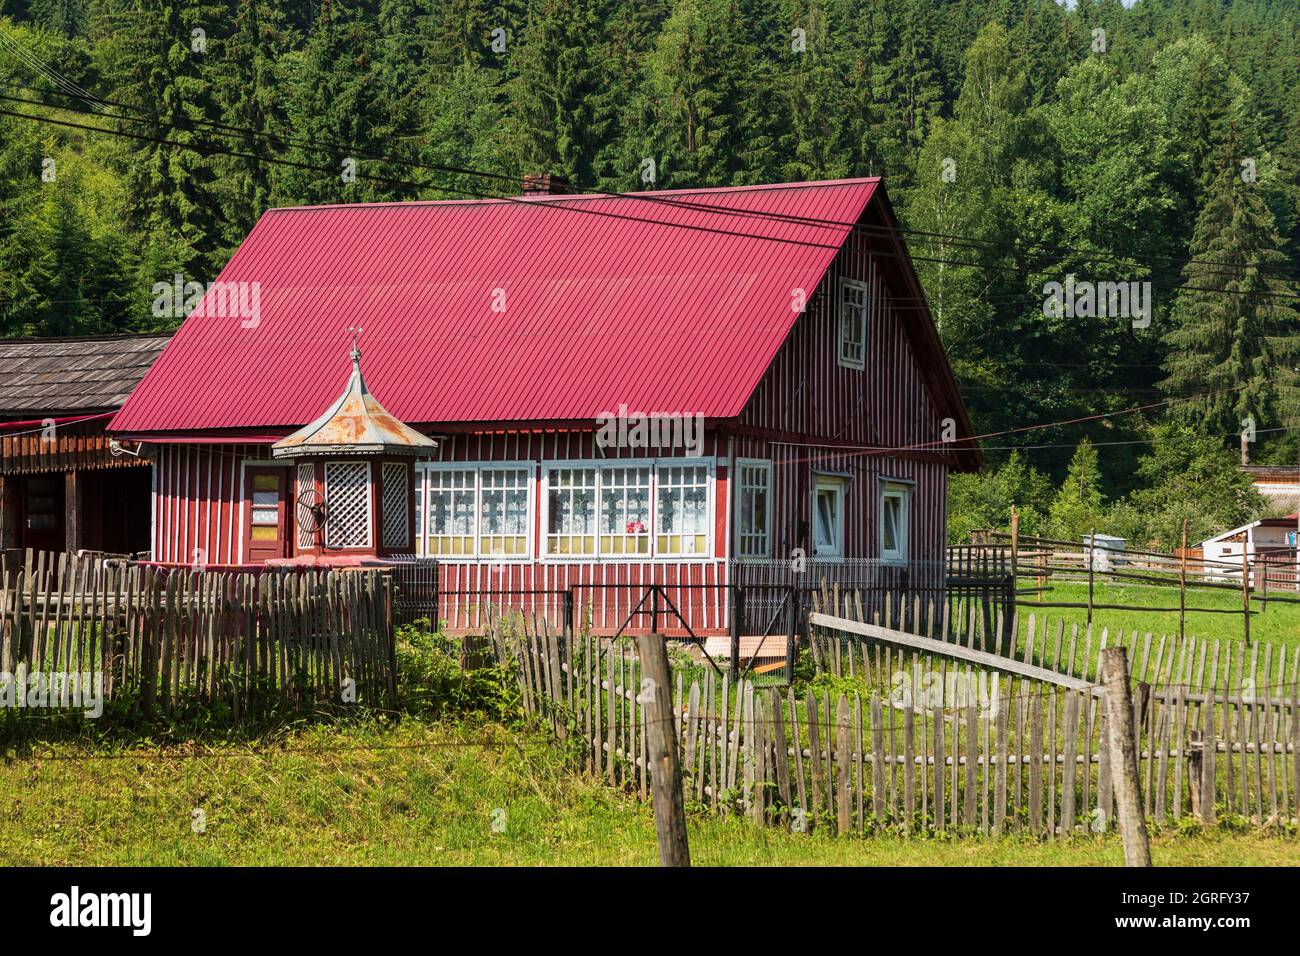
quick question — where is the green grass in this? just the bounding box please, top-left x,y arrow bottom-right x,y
1013,580 -> 1300,658
0,718 -> 1292,866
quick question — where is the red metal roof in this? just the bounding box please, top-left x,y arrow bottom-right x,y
112,179 -> 885,435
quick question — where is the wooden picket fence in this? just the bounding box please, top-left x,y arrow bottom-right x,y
485,605 -> 1299,837
0,551 -> 397,720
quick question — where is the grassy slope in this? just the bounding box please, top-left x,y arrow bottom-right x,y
1,720 -> 1292,866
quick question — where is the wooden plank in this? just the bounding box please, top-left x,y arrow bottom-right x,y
835,694 -> 851,835
1062,691 -> 1079,834
871,692 -> 885,823
771,688 -> 791,809
1028,691 -> 1043,834
810,613 -> 1097,693
993,678 -> 1009,836
788,687 -> 807,829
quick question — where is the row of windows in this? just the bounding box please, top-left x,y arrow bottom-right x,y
411,460 -> 911,563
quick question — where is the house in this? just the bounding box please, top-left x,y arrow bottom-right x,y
0,334 -> 170,555
1241,465 -> 1300,513
109,177 -> 980,630
1201,515 -> 1294,590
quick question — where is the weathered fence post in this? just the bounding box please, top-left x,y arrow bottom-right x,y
1087,526 -> 1095,627
729,583 -> 741,682
784,587 -> 799,683
636,632 -> 691,867
1179,519 -> 1188,642
1101,646 -> 1152,867
1241,544 -> 1251,646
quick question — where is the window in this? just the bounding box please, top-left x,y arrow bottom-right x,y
381,462 -> 410,549
599,466 -> 651,555
324,461 -> 372,549
880,481 -> 910,564
656,464 -> 709,556
422,464 -> 532,558
426,468 -> 476,555
541,459 -> 714,560
479,468 -> 530,556
735,460 -> 772,558
250,473 -> 281,540
546,467 -> 597,556
813,475 -> 846,558
838,277 -> 869,369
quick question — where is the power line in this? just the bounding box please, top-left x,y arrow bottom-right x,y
2,70 -> 1298,291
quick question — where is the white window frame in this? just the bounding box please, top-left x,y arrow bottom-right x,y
416,462 -> 535,561
734,458 -> 773,560
542,465 -> 599,558
540,457 -> 715,563
812,473 -> 847,559
838,277 -> 869,370
880,479 -> 912,566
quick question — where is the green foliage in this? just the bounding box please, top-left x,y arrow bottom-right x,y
395,619 -> 524,724
946,451 -> 1053,544
1047,438 -> 1106,542
1120,421 -> 1264,549
0,0 -> 1296,537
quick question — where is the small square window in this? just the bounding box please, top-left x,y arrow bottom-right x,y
838,278 -> 869,369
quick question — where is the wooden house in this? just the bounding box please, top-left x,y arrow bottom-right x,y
109,178 -> 980,630
0,334 -> 169,555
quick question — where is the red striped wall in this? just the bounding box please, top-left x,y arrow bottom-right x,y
152,443 -> 270,565
737,220 -> 951,568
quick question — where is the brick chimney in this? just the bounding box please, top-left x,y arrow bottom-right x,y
522,172 -> 569,196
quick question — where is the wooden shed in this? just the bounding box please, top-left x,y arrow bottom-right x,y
0,334 -> 169,555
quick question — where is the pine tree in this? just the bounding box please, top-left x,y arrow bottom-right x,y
93,0 -> 228,275
637,0 -> 766,188
274,0 -> 414,206
501,0 -> 610,188
1161,130 -> 1300,441
775,0 -> 850,181
212,0 -> 290,252
1048,438 -> 1106,542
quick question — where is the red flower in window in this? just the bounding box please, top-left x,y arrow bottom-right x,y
626,519 -> 646,534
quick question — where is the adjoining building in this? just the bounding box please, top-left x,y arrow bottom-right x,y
0,334 -> 170,555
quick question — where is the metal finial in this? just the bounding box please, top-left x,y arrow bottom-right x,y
348,325 -> 363,364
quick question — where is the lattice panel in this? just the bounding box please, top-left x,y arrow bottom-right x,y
382,462 -> 410,549
296,463 -> 316,549
325,461 -> 372,549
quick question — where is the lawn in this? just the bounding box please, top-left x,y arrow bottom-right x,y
1009,579 -> 1300,660
0,719 -> 1292,866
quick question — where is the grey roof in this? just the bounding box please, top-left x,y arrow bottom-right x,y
0,333 -> 171,416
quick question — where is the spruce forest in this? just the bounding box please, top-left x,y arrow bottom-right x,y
0,0 -> 1297,549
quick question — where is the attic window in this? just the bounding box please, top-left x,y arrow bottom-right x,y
838,278 -> 869,370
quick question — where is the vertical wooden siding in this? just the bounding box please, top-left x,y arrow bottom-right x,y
738,223 -> 952,566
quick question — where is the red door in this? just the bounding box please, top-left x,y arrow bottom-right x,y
245,467 -> 289,563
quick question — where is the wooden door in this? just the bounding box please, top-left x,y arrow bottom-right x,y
19,475 -> 65,553
245,467 -> 289,563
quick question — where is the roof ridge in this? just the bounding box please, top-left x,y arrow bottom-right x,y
263,177 -> 884,214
